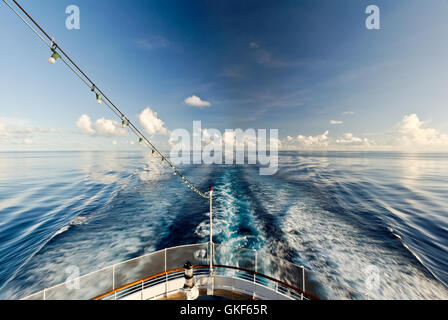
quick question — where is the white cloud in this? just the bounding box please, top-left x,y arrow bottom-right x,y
75,115 -> 95,135
184,95 -> 212,108
336,133 -> 371,146
75,114 -> 127,137
0,116 -> 31,129
330,120 -> 343,125
249,42 -> 260,48
391,114 -> 448,147
343,111 -> 355,115
0,116 -> 61,146
94,118 -> 127,137
138,107 -> 169,136
35,127 -> 61,134
297,131 -> 329,147
0,122 -> 6,136
280,114 -> 448,151
281,131 -> 329,150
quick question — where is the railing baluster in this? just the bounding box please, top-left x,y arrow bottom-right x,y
302,267 -> 305,300
112,264 -> 115,291
164,248 -> 168,298
254,250 -> 257,284
141,281 -> 144,300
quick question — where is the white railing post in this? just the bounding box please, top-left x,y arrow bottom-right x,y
302,267 -> 305,300
209,187 -> 213,276
254,250 -> 257,284
113,264 -> 117,300
164,248 -> 168,297
112,265 -> 115,290
253,249 -> 258,300
141,281 -> 144,300
43,288 -> 46,301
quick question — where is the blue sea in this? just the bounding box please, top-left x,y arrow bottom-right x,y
0,151 -> 447,299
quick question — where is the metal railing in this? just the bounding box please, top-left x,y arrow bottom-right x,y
21,242 -> 320,300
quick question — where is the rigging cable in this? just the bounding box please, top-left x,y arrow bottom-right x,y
2,0 -> 210,199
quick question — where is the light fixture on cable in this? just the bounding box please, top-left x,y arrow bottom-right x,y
48,43 -> 61,64
91,85 -> 102,104
95,93 -> 102,104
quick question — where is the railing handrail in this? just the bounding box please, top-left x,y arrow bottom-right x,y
21,242 -> 312,300
21,242 -> 209,299
93,264 -> 319,301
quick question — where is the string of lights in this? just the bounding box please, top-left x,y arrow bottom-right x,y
2,0 -> 210,199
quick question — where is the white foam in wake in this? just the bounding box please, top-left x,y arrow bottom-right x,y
281,200 -> 448,299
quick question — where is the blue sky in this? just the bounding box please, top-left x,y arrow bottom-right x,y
1,0 -> 448,151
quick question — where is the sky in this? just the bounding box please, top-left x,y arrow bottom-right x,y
1,0 -> 448,151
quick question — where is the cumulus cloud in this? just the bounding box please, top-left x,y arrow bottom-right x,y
336,133 -> 371,146
75,114 -> 127,137
391,114 -> 448,147
184,95 -> 212,108
138,107 -> 169,136
281,131 -> 329,149
330,120 -> 343,125
75,115 -> 95,135
280,113 -> 447,151
297,131 -> 329,147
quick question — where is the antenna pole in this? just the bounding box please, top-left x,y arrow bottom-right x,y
209,187 -> 213,275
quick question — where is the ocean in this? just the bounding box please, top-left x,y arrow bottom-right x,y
0,151 -> 447,299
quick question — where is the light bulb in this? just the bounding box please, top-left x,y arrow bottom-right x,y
95,93 -> 102,104
48,51 -> 61,64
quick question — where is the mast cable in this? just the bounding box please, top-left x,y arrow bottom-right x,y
2,0 -> 209,199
